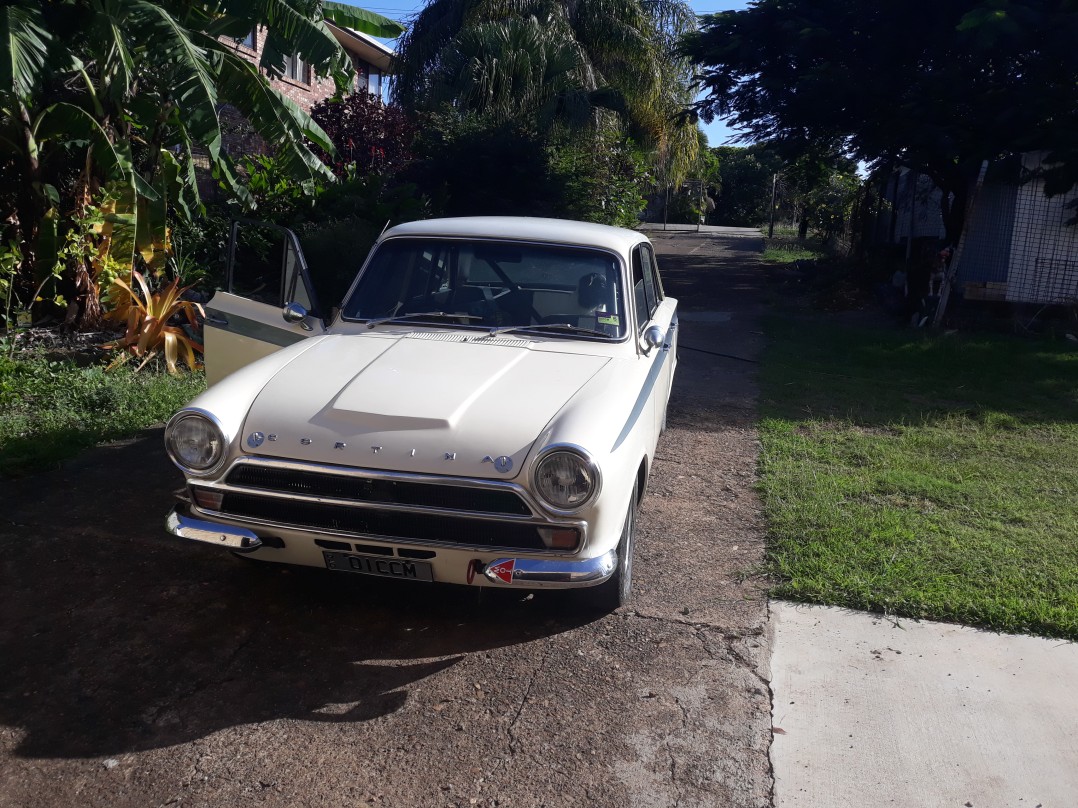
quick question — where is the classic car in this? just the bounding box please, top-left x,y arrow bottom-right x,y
163,216 -> 677,609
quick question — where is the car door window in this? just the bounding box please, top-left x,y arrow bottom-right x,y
639,244 -> 663,311
632,245 -> 662,332
228,221 -> 319,315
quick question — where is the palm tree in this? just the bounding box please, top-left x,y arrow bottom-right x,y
393,0 -> 697,154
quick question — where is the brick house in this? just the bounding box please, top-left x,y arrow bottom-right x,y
219,23 -> 395,157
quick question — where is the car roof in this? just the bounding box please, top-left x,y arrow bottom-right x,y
380,216 -> 648,253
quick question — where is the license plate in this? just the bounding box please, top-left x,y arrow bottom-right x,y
322,551 -> 434,582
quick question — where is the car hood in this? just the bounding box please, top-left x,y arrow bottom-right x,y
240,332 -> 609,479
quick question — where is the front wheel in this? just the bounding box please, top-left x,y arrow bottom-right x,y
589,486 -> 638,612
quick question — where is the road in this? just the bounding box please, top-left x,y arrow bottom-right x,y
0,228 -> 772,808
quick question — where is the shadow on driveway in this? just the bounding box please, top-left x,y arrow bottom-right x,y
0,436 -> 593,759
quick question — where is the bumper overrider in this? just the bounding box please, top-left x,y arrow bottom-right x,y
165,504 -> 616,588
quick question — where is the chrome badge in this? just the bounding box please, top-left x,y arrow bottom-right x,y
246,432 -> 265,448
494,456 -> 513,474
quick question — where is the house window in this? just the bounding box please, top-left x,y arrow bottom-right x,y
283,53 -> 309,84
354,60 -> 381,97
235,28 -> 256,49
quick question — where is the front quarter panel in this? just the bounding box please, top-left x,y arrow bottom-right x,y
524,350 -> 666,558
174,336 -> 330,477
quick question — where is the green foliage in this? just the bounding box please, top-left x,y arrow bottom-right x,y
224,150 -> 428,306
0,0 -> 403,328
760,316 -> 1078,638
410,114 -> 566,218
394,0 -> 702,188
0,352 -> 205,476
410,112 -> 649,226
683,0 -> 1078,243
708,145 -> 780,226
549,133 -> 649,228
762,234 -> 826,264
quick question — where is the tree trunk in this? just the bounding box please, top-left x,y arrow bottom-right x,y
15,100 -> 42,304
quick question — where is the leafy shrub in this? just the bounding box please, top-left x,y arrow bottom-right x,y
549,133 -> 649,228
100,271 -> 204,373
310,92 -> 417,178
409,114 -> 565,217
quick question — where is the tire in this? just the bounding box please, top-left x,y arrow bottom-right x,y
589,486 -> 638,612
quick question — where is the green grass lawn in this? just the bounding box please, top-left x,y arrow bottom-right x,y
0,352 -> 205,477
759,317 -> 1078,639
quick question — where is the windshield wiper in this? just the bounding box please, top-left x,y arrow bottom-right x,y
365,311 -> 483,329
481,322 -> 612,339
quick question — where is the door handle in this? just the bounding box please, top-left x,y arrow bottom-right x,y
205,315 -> 229,327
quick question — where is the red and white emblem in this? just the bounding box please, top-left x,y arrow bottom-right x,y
487,559 -> 516,584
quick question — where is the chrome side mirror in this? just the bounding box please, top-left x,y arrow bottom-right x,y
282,302 -> 312,330
642,325 -> 665,355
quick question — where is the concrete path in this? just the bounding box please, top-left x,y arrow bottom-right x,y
770,602 -> 1078,808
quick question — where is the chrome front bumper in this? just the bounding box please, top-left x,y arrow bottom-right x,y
166,507 -> 262,552
164,506 -> 616,587
480,553 -> 616,587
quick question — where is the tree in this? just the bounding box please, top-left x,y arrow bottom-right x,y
706,145 -> 776,226
0,0 -> 404,325
393,0 -> 701,183
682,0 -> 1078,245
310,91 -> 417,178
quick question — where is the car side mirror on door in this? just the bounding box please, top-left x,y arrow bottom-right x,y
641,324 -> 664,355
282,302 -> 313,330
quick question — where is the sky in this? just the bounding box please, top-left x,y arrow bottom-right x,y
357,0 -> 749,148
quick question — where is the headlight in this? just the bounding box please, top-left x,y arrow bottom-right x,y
534,448 -> 599,511
165,411 -> 226,474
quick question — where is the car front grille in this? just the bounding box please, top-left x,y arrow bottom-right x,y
226,465 -> 532,516
217,491 -> 550,551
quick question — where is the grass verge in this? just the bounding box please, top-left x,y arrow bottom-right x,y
761,229 -> 828,264
0,352 -> 205,477
759,316 -> 1078,639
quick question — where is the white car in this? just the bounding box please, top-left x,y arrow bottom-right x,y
164,216 -> 677,609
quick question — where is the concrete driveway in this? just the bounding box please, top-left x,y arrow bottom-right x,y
0,229 -> 774,808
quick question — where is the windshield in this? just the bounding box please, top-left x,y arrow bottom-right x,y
341,238 -> 626,338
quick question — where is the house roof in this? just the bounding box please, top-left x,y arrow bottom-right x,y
327,22 -> 395,73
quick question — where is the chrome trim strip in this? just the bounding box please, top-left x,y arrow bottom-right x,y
186,503 -> 586,556
205,483 -> 541,524
166,506 -> 262,551
205,308 -> 309,348
223,455 -> 554,518
481,550 -> 616,587
611,325 -> 673,453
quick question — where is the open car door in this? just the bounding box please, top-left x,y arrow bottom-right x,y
204,220 -> 325,386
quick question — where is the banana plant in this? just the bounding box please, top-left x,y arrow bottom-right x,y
0,0 -> 405,328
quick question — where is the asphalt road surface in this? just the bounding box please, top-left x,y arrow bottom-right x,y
0,228 -> 773,808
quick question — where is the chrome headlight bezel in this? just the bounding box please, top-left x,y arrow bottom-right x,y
164,408 -> 229,476
531,444 -> 602,514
